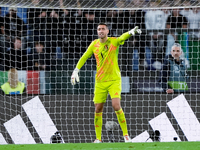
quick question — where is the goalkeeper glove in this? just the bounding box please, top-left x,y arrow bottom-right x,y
71,68 -> 80,85
128,26 -> 142,35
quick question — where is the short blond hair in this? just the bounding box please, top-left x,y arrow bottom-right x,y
8,68 -> 18,88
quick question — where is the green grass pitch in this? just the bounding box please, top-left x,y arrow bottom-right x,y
0,142 -> 200,150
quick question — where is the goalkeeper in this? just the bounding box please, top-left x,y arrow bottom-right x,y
71,23 -> 141,143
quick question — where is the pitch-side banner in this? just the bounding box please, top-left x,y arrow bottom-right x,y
0,94 -> 200,144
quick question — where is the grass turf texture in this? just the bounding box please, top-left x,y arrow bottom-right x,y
0,142 -> 200,150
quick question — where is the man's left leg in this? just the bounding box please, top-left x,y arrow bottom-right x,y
110,81 -> 131,142
112,98 -> 129,137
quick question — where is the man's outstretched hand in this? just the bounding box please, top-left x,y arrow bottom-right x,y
128,26 -> 142,35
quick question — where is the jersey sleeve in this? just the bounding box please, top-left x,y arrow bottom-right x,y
116,32 -> 131,46
76,41 -> 95,70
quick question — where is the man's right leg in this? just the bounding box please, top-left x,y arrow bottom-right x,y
93,82 -> 108,142
94,103 -> 104,142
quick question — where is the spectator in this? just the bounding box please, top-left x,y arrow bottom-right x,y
106,0 -> 126,36
165,7 -> 188,56
124,0 -> 146,70
179,0 -> 191,18
58,8 -> 83,70
4,37 -> 27,71
27,0 -> 45,45
45,9 -> 63,55
160,2 -> 171,21
28,41 -> 50,70
27,1 -> 46,43
59,9 -> 77,56
124,1 -> 146,30
59,3 -> 83,69
0,7 -> 3,33
0,7 -> 4,58
180,7 -> 200,39
0,68 -> 25,94
159,43 -> 188,94
145,0 -> 167,69
82,10 -> 98,46
0,7 -> 5,71
81,10 -> 99,70
4,7 -> 27,39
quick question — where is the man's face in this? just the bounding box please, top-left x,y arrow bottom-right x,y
9,9 -> 17,17
172,8 -> 180,15
85,13 -> 95,21
14,39 -> 22,50
171,46 -> 182,60
97,25 -> 109,39
36,44 -> 44,53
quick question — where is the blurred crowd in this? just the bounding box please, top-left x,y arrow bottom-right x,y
0,0 -> 200,72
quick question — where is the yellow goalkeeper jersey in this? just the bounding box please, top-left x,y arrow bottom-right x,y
76,32 -> 131,83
